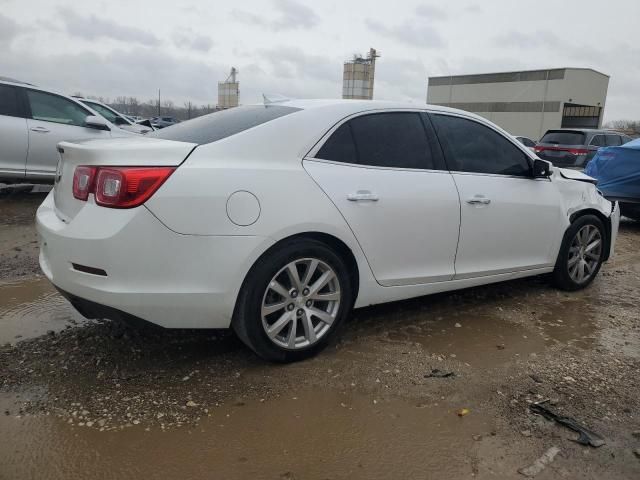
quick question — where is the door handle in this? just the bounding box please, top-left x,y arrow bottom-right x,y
466,196 -> 491,205
347,191 -> 379,202
30,126 -> 50,133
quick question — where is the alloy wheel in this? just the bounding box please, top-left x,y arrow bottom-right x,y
567,224 -> 602,283
261,258 -> 341,350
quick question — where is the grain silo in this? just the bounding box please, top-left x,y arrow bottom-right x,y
342,48 -> 380,100
218,67 -> 239,109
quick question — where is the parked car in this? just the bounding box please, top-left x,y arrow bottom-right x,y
585,138 -> 640,221
151,116 -> 179,129
514,135 -> 537,152
0,79 -> 134,183
74,98 -> 153,134
37,100 -> 619,362
534,128 -> 633,169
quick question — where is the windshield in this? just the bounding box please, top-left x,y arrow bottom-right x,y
150,105 -> 301,145
83,101 -> 129,125
540,130 -> 586,145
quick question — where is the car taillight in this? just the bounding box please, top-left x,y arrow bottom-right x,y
72,166 -> 97,201
72,166 -> 175,208
566,148 -> 589,155
534,146 -> 588,156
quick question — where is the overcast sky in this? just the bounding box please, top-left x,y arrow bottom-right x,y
1,0 -> 638,121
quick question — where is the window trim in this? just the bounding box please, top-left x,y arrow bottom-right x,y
23,87 -> 93,127
307,108 -> 447,172
428,111 -> 536,179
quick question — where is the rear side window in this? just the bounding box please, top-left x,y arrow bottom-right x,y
590,135 -> 605,147
26,90 -> 90,127
316,123 -> 358,164
605,135 -> 622,146
0,84 -> 23,118
316,112 -> 436,170
151,105 -> 301,145
540,130 -> 586,145
432,114 -> 531,176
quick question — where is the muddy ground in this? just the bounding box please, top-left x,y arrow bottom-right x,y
1,191 -> 639,480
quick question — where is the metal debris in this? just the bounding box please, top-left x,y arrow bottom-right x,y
530,402 -> 605,447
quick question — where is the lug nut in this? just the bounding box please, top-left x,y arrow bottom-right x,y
290,290 -> 298,298
305,300 -> 312,307
287,304 -> 295,311
302,288 -> 310,296
296,308 -> 304,317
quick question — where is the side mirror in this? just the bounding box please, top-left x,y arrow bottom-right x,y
85,115 -> 111,131
533,158 -> 552,178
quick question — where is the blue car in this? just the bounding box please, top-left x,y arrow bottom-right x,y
585,138 -> 640,220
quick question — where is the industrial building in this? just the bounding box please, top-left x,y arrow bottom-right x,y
343,48 -> 380,100
427,68 -> 609,140
217,67 -> 239,109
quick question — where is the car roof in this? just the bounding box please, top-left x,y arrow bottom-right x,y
244,98 -> 491,123
0,76 -> 34,86
544,128 -> 618,134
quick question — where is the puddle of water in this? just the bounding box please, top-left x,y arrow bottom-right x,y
0,277 -> 84,345
383,311 -> 546,368
534,296 -> 597,349
0,389 -> 493,480
346,288 -> 601,369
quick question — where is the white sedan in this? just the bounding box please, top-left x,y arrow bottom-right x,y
36,100 -> 620,362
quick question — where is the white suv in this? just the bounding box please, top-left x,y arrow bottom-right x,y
0,79 -> 133,184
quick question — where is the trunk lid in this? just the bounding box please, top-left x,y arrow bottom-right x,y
53,137 -> 196,222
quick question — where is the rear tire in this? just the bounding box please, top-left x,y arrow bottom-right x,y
552,215 -> 605,291
232,238 -> 354,362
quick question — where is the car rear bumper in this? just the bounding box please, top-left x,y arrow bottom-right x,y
36,192 -> 272,329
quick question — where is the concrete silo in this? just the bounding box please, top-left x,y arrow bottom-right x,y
342,48 -> 380,100
218,67 -> 239,109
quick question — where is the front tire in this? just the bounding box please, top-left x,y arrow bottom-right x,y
233,238 -> 354,362
552,215 -> 605,291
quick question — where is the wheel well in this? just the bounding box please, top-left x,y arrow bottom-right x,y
233,232 -> 360,321
569,209 -> 612,261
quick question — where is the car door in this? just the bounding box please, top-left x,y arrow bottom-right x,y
24,89 -> 111,180
0,83 -> 29,180
430,112 -> 564,279
304,111 -> 461,286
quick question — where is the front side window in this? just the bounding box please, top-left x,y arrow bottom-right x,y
316,112 -> 436,170
0,84 -> 23,118
26,90 -> 90,127
432,114 -> 531,176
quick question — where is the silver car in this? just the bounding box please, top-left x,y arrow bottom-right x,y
0,79 -> 133,184
74,97 -> 153,135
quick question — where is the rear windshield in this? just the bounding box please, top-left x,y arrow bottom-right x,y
150,105 -> 301,145
540,130 -> 586,145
